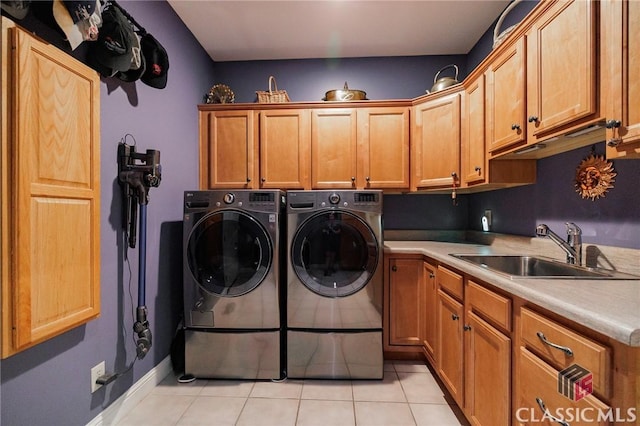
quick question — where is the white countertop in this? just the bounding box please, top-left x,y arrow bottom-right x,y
384,240 -> 640,347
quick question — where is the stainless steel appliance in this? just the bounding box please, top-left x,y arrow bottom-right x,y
286,190 -> 383,379
182,190 -> 285,379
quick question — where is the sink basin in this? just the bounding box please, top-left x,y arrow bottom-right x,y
449,254 -> 640,280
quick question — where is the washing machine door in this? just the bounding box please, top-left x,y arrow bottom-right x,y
291,211 -> 379,297
186,210 -> 272,297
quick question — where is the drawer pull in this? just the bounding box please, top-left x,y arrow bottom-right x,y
451,314 -> 460,321
536,397 -> 570,426
536,331 -> 574,357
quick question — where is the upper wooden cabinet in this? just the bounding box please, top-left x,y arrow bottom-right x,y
486,36 -> 527,154
311,108 -> 358,188
2,22 -> 101,358
412,91 -> 461,191
603,0 -> 640,159
461,75 -> 487,185
199,109 -> 257,189
259,109 -> 311,188
311,106 -> 410,190
487,0 -> 603,159
357,107 -> 410,190
526,0 -> 598,140
200,103 -> 409,191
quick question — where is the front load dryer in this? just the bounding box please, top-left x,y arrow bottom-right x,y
183,190 -> 285,379
286,190 -> 383,379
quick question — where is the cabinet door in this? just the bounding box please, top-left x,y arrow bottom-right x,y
527,0 -> 597,139
465,312 -> 511,426
357,107 -> 410,190
437,290 -> 464,407
311,109 -> 357,188
199,110 -> 257,189
462,75 -> 486,185
388,258 -> 423,346
604,0 -> 640,158
259,109 -> 310,188
412,93 -> 461,190
486,37 -> 526,154
421,260 -> 437,363
4,26 -> 100,356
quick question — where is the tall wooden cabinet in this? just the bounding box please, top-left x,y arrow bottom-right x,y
603,0 -> 640,159
2,21 -> 101,358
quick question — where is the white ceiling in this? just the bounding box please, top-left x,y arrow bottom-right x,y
167,1 -> 512,62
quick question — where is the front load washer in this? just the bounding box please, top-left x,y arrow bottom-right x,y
183,190 -> 285,379
286,190 -> 383,379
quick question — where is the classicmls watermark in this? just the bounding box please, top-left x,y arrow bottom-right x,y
515,363 -> 637,423
558,363 -> 593,401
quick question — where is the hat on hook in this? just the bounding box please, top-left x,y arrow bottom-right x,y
140,33 -> 169,89
87,5 -> 135,77
52,0 -> 101,50
116,31 -> 146,82
1,0 -> 30,20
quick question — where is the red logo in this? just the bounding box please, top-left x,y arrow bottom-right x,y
152,64 -> 162,76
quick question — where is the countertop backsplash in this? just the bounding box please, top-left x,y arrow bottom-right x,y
384,230 -> 640,277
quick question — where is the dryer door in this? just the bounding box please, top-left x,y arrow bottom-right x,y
291,211 -> 379,297
186,210 -> 272,297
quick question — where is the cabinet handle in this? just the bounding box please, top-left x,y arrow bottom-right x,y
536,331 -> 574,356
606,119 -> 621,129
391,265 -> 397,272
511,123 -> 521,131
451,314 -> 459,321
535,398 -> 570,426
474,166 -> 481,172
366,176 -> 370,182
528,115 -> 539,123
463,325 -> 471,331
429,273 -> 435,279
351,176 -> 356,182
261,177 -> 266,183
246,177 -> 251,183
607,138 -> 622,147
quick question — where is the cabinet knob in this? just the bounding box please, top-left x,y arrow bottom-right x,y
261,177 -> 266,182
607,138 -> 622,147
366,176 -> 370,182
474,166 -> 481,172
511,123 -> 521,131
451,314 -> 459,321
391,265 -> 397,272
528,115 -> 539,123
463,325 -> 472,331
246,177 -> 251,183
351,176 -> 356,182
606,119 -> 621,129
429,273 -> 435,279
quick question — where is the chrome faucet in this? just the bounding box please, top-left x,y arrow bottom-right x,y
535,223 -> 582,265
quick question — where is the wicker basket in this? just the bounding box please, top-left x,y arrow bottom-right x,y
256,76 -> 290,103
493,0 -> 522,49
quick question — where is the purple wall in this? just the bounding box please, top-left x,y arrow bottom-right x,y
1,2 -> 215,425
1,0 -> 638,425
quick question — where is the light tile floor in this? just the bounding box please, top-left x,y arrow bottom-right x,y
116,360 -> 469,426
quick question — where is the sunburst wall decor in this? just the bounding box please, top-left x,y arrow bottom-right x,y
574,151 -> 616,200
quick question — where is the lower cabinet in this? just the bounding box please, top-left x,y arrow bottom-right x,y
384,255 -> 424,352
384,254 -> 639,426
465,280 -> 512,426
436,288 -> 465,407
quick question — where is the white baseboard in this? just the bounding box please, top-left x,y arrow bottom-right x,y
86,355 -> 173,426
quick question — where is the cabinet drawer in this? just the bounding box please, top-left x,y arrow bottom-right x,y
517,348 -> 610,426
521,308 -> 611,398
437,266 -> 463,300
467,280 -> 511,332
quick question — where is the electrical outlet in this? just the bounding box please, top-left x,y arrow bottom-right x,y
91,361 -> 105,393
484,210 -> 492,226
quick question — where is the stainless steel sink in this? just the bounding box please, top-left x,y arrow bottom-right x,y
449,254 -> 640,280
